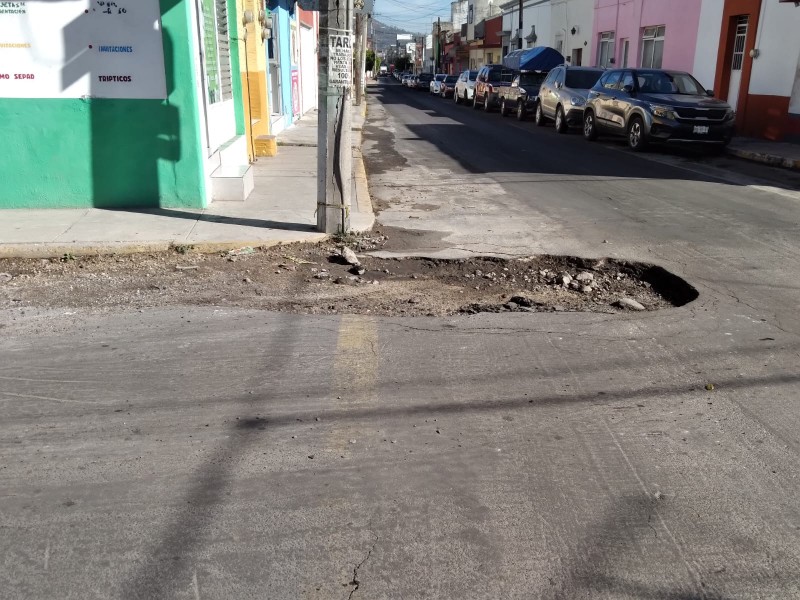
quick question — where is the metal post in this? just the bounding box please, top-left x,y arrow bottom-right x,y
354,13 -> 364,105
317,0 -> 353,234
437,17 -> 441,72
518,0 -> 523,51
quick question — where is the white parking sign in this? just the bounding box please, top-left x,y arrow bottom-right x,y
327,33 -> 352,90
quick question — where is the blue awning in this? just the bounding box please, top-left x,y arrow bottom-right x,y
502,47 -> 564,72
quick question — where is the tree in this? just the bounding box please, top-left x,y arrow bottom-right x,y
394,55 -> 412,72
366,49 -> 376,72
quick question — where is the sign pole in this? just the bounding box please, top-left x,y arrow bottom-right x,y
317,0 -> 353,234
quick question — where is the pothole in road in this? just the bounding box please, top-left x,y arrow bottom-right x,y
0,233 -> 697,317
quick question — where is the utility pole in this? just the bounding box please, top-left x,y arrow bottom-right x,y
317,0 -> 354,234
354,13 -> 365,105
358,13 -> 368,99
436,17 -> 441,73
518,0 -> 523,52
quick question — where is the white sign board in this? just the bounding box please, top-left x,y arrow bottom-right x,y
0,0 -> 167,99
327,33 -> 352,90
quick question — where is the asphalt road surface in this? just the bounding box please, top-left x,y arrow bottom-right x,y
2,80 -> 800,599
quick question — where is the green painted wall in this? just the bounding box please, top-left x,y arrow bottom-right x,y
0,0 -> 206,209
228,0 -> 246,137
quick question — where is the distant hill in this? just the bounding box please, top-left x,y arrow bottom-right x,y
371,19 -> 424,54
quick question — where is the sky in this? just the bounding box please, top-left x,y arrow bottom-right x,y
373,0 -> 457,33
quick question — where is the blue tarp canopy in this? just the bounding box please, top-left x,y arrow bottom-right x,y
502,47 -> 564,72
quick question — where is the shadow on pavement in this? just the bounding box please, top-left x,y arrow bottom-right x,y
106,208 -> 317,233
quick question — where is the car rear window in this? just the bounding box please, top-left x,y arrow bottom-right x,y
487,70 -> 503,82
565,70 -> 604,89
444,75 -> 458,83
468,71 -> 479,81
519,73 -> 546,87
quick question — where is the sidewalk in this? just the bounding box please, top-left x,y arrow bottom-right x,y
727,137 -> 800,171
0,106 -> 374,258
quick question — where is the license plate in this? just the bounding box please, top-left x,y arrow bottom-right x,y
693,125 -> 709,134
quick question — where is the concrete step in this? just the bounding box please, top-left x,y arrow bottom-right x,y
211,165 -> 254,202
255,134 -> 278,157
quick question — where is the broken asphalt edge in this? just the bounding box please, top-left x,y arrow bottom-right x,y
0,105 -> 375,260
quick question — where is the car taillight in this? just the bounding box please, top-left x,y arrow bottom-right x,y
487,85 -> 494,93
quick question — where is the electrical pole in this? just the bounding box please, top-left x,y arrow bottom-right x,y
317,0 -> 353,234
518,0 -> 523,52
354,13 -> 364,105
358,13 -> 368,100
436,17 -> 441,73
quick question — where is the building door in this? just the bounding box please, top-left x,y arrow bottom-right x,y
571,48 -> 582,66
267,11 -> 283,120
727,16 -> 749,113
198,0 -> 236,155
299,24 -> 317,114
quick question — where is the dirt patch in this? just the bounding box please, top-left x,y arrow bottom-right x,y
0,232 -> 696,317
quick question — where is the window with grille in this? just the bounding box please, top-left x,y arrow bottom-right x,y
598,31 -> 614,68
202,0 -> 233,104
640,25 -> 665,69
731,16 -> 748,70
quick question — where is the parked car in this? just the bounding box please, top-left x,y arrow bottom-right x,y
430,74 -> 447,95
439,74 -> 459,98
497,71 -> 548,120
401,73 -> 411,86
454,70 -> 479,104
583,68 -> 736,151
472,64 -> 517,112
416,73 -> 434,90
536,66 -> 604,132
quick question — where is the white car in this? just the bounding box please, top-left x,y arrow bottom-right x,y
454,70 -> 479,104
430,74 -> 447,95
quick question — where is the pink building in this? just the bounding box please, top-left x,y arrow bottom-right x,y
591,0 -> 703,72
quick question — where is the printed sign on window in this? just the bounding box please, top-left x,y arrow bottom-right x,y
0,0 -> 166,99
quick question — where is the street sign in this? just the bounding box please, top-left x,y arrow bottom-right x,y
325,32 -> 352,90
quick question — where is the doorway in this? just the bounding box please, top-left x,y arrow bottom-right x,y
726,15 -> 749,113
197,0 -> 236,155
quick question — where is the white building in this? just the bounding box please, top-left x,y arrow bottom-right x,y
549,0 -> 593,66
452,0 -> 469,31
500,0 -> 552,54
692,0 -> 800,141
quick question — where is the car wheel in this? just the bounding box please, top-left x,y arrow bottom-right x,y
535,103 -> 545,126
484,95 -> 492,112
517,101 -> 526,121
627,116 -> 648,151
455,90 -> 461,104
473,94 -> 480,110
583,111 -> 598,141
555,106 -> 567,133
500,99 -> 508,117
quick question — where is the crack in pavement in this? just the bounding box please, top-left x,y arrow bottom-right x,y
346,535 -> 378,600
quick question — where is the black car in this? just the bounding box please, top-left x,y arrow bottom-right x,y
415,73 -> 435,90
583,69 -> 735,151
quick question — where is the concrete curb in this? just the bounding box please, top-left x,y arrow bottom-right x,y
0,238 -> 330,260
351,100 -> 376,234
726,147 -> 800,171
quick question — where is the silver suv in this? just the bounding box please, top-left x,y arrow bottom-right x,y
535,66 -> 604,133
